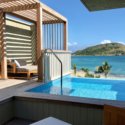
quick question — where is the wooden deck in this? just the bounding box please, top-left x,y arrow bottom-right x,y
0,78 -> 43,102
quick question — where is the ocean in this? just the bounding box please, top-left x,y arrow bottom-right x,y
71,56 -> 125,77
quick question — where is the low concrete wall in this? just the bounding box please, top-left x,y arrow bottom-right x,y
0,99 -> 14,125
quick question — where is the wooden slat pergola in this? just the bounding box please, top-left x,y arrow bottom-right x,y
0,0 -> 67,81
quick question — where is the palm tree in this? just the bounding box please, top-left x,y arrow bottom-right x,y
95,62 -> 112,78
72,63 -> 76,76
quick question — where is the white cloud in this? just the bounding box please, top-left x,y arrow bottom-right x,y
68,43 -> 72,46
73,42 -> 77,45
68,42 -> 77,46
101,40 -> 111,44
117,42 -> 125,45
100,40 -> 125,45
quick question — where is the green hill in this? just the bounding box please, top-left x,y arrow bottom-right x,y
73,43 -> 125,55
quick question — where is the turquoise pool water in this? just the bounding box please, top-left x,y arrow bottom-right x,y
27,75 -> 125,101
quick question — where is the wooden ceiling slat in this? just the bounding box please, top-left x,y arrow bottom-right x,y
42,16 -> 50,21
23,0 -> 33,4
0,0 -> 39,4
43,12 -> 57,20
0,0 -> 66,24
11,1 -> 21,5
15,1 -> 24,5
41,3 -> 67,22
43,20 -> 64,24
6,12 -> 36,23
3,3 -> 38,12
15,11 -> 36,19
26,9 -> 36,15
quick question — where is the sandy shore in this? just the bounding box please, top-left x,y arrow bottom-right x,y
71,70 -> 125,79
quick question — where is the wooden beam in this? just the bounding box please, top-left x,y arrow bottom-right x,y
41,3 -> 67,22
0,0 -> 18,3
6,12 -> 36,23
64,21 -> 68,50
37,4 -> 43,81
3,3 -> 38,12
0,10 -> 7,80
0,0 -> 39,4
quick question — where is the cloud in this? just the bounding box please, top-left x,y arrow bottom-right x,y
101,40 -> 125,45
68,44 -> 86,53
117,42 -> 125,45
101,40 -> 111,44
73,42 -> 77,45
68,42 -> 77,46
68,43 -> 72,46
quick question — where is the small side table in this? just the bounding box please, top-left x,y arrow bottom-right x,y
30,117 -> 72,125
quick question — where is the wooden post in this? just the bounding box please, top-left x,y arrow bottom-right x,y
64,21 -> 68,50
0,10 -> 7,80
37,3 -> 43,81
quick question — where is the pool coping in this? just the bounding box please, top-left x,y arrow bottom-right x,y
15,92 -> 125,109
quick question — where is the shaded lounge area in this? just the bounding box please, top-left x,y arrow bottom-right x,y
0,0 -> 68,81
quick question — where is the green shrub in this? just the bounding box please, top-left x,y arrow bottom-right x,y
81,68 -> 89,73
81,68 -> 84,71
77,75 -> 81,77
84,68 -> 89,73
95,75 -> 100,78
85,73 -> 94,78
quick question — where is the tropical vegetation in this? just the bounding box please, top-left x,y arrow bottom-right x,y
73,43 -> 125,55
81,68 -> 100,78
72,63 -> 77,76
81,68 -> 89,73
95,62 -> 112,78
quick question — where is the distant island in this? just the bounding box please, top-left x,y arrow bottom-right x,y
72,43 -> 125,56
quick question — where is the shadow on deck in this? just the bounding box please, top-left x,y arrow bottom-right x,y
0,74 -> 43,102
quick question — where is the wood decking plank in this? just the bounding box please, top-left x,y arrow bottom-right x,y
0,79 -> 43,102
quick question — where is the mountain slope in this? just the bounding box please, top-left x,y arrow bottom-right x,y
73,43 -> 125,55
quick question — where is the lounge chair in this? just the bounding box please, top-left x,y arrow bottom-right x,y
0,60 -> 37,80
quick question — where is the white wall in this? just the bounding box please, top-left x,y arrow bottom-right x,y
0,17 -> 37,65
44,52 -> 71,82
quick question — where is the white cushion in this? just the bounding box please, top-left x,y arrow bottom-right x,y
11,59 -> 20,67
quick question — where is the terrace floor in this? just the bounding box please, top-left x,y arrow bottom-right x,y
0,76 -> 43,102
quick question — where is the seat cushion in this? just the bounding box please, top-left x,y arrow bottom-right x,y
16,65 -> 37,72
16,60 -> 27,66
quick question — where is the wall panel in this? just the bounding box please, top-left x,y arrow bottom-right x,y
14,98 -> 103,125
0,17 -> 37,65
0,99 -> 14,125
44,52 -> 71,82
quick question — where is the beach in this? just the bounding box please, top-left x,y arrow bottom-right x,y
71,56 -> 125,79
71,70 -> 125,79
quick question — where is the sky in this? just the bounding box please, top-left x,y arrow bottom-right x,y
7,0 -> 125,52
